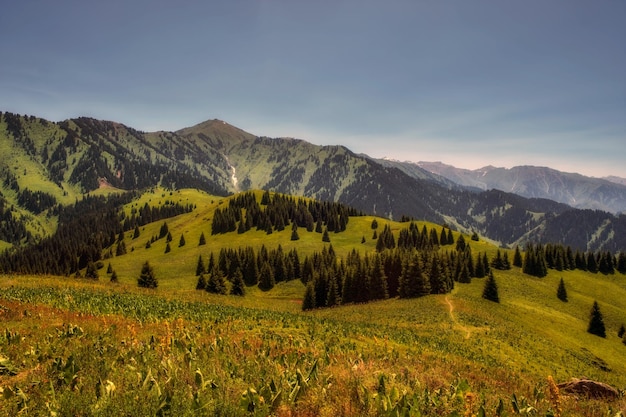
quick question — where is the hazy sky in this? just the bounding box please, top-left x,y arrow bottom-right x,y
1,1 -> 624,178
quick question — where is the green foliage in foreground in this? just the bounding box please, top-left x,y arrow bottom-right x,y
1,272 -> 626,416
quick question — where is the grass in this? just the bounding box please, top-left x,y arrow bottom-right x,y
1,188 -> 626,415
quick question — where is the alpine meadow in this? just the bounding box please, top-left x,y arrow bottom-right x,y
1,113 -> 626,416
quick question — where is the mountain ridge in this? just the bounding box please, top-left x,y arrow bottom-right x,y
1,111 -> 625,252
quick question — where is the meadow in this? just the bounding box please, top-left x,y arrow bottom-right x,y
1,189 -> 626,416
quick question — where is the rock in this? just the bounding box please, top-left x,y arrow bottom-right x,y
557,378 -> 619,400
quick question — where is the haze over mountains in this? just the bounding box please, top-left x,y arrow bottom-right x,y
1,111 -> 625,252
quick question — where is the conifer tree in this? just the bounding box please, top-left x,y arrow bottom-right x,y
368,255 -> 388,300
196,255 -> 206,276
116,240 -> 127,256
110,270 -> 118,283
178,234 -> 186,247
258,262 -> 275,291
164,242 -> 171,253
455,234 -> 466,252
587,301 -> 606,338
513,246 -> 523,267
166,232 -> 173,243
557,277 -> 568,302
326,273 -> 341,307
195,273 -> 207,290
302,282 -> 316,311
206,268 -> 227,295
482,271 -> 500,303
618,324 -> 625,339
133,226 -> 140,239
198,232 -> 206,246
106,262 -> 113,274
159,222 -> 169,239
291,223 -> 300,241
230,268 -> 245,296
138,261 -> 158,288
322,228 -> 330,242
85,261 -> 99,280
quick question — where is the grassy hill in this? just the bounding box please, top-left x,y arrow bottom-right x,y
1,188 -> 625,416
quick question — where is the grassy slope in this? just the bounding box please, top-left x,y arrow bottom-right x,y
1,188 -> 625,415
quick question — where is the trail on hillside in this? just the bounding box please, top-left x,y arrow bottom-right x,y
444,291 -> 471,339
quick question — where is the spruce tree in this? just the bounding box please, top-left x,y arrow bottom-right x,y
164,242 -> 171,253
482,271 -> 500,303
196,255 -> 206,276
513,246 -> 523,267
587,301 -> 606,338
138,261 -> 158,288
258,262 -> 275,291
195,273 -> 207,290
178,234 -> 186,247
291,223 -> 300,241
557,277 -> 568,302
110,270 -> 118,283
85,261 -> 99,280
230,268 -> 245,296
206,269 -> 227,295
302,282 -> 316,311
618,324 -> 625,339
322,228 -> 330,242
133,226 -> 140,239
198,232 -> 207,246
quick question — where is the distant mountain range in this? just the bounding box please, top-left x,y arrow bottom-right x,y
414,161 -> 626,214
1,111 -> 625,252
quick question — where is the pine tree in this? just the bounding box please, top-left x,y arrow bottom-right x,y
368,255 -> 388,300
258,262 -> 275,291
106,262 -> 113,274
206,269 -> 227,295
195,273 -> 207,290
133,226 -> 140,239
166,232 -> 173,243
110,270 -> 118,283
482,271 -> 500,303
587,301 -> 606,338
85,261 -> 99,280
138,261 -> 158,288
164,242 -> 171,253
291,223 -> 300,241
513,246 -> 523,267
198,232 -> 207,246
159,222 -> 169,239
302,282 -> 316,311
618,324 -> 625,339
196,255 -> 206,276
557,277 -> 568,302
230,268 -> 245,296
322,228 -> 330,242
178,234 -> 186,247
116,240 -> 127,256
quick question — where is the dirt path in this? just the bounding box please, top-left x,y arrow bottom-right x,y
444,291 -> 471,339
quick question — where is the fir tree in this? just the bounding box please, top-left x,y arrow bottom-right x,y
116,240 -> 127,256
206,269 -> 227,295
110,270 -> 118,283
482,271 -> 500,303
178,234 -> 186,247
258,262 -> 275,291
196,255 -> 206,276
164,242 -> 171,253
159,222 -> 169,239
166,232 -> 173,243
138,261 -> 158,288
291,223 -> 300,241
302,282 -> 316,311
195,274 -> 207,290
198,232 -> 206,246
106,262 -> 113,274
230,268 -> 245,296
513,246 -> 523,267
618,324 -> 625,339
85,261 -> 99,280
371,219 -> 378,230
322,228 -> 330,242
557,277 -> 568,302
587,301 -> 606,338
133,226 -> 140,239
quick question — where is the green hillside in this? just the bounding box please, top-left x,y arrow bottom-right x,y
1,188 -> 625,416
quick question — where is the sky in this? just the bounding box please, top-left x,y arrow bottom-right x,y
1,0 -> 625,178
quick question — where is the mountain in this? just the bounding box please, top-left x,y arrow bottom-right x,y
1,111 -> 626,252
417,161 -> 626,214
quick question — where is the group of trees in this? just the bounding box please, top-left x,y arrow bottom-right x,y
521,243 -> 626,278
211,191 -> 361,236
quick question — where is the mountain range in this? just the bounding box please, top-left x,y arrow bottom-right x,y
1,111 -> 625,252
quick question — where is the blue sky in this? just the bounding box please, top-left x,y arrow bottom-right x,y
1,1 -> 624,178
